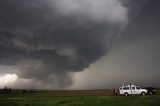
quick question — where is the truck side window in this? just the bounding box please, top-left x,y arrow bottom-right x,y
123,87 -> 129,90
136,87 -> 140,90
132,87 -> 135,90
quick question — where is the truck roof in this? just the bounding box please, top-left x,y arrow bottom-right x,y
121,85 -> 140,87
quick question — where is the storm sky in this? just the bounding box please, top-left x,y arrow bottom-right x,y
0,0 -> 160,89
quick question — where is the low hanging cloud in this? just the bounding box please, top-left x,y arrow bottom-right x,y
71,39 -> 160,89
0,0 -> 128,89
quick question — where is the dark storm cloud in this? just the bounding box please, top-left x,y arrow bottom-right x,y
0,0 -> 128,88
71,0 -> 160,89
119,0 -> 160,44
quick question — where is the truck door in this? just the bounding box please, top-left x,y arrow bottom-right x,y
135,86 -> 141,94
131,87 -> 136,94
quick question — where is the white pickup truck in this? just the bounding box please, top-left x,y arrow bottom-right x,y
119,85 -> 147,96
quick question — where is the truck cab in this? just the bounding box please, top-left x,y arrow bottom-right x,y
119,85 -> 147,96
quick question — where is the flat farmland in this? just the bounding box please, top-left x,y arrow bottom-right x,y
0,90 -> 160,106
25,90 -> 113,96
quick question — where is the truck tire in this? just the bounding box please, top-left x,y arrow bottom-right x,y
141,92 -> 146,96
124,93 -> 128,96
149,92 -> 153,95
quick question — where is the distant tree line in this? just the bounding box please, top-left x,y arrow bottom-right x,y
0,86 -> 36,93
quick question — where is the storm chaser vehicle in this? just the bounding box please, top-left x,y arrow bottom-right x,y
119,85 -> 147,96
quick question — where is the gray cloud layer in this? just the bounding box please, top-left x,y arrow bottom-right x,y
71,0 -> 160,89
1,0 -> 159,89
0,0 -> 128,89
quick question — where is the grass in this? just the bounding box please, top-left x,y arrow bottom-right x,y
0,90 -> 160,106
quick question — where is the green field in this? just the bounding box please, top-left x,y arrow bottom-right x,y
0,90 -> 160,106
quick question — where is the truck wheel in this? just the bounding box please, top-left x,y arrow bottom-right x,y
149,92 -> 152,95
124,93 -> 128,96
141,92 -> 146,96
